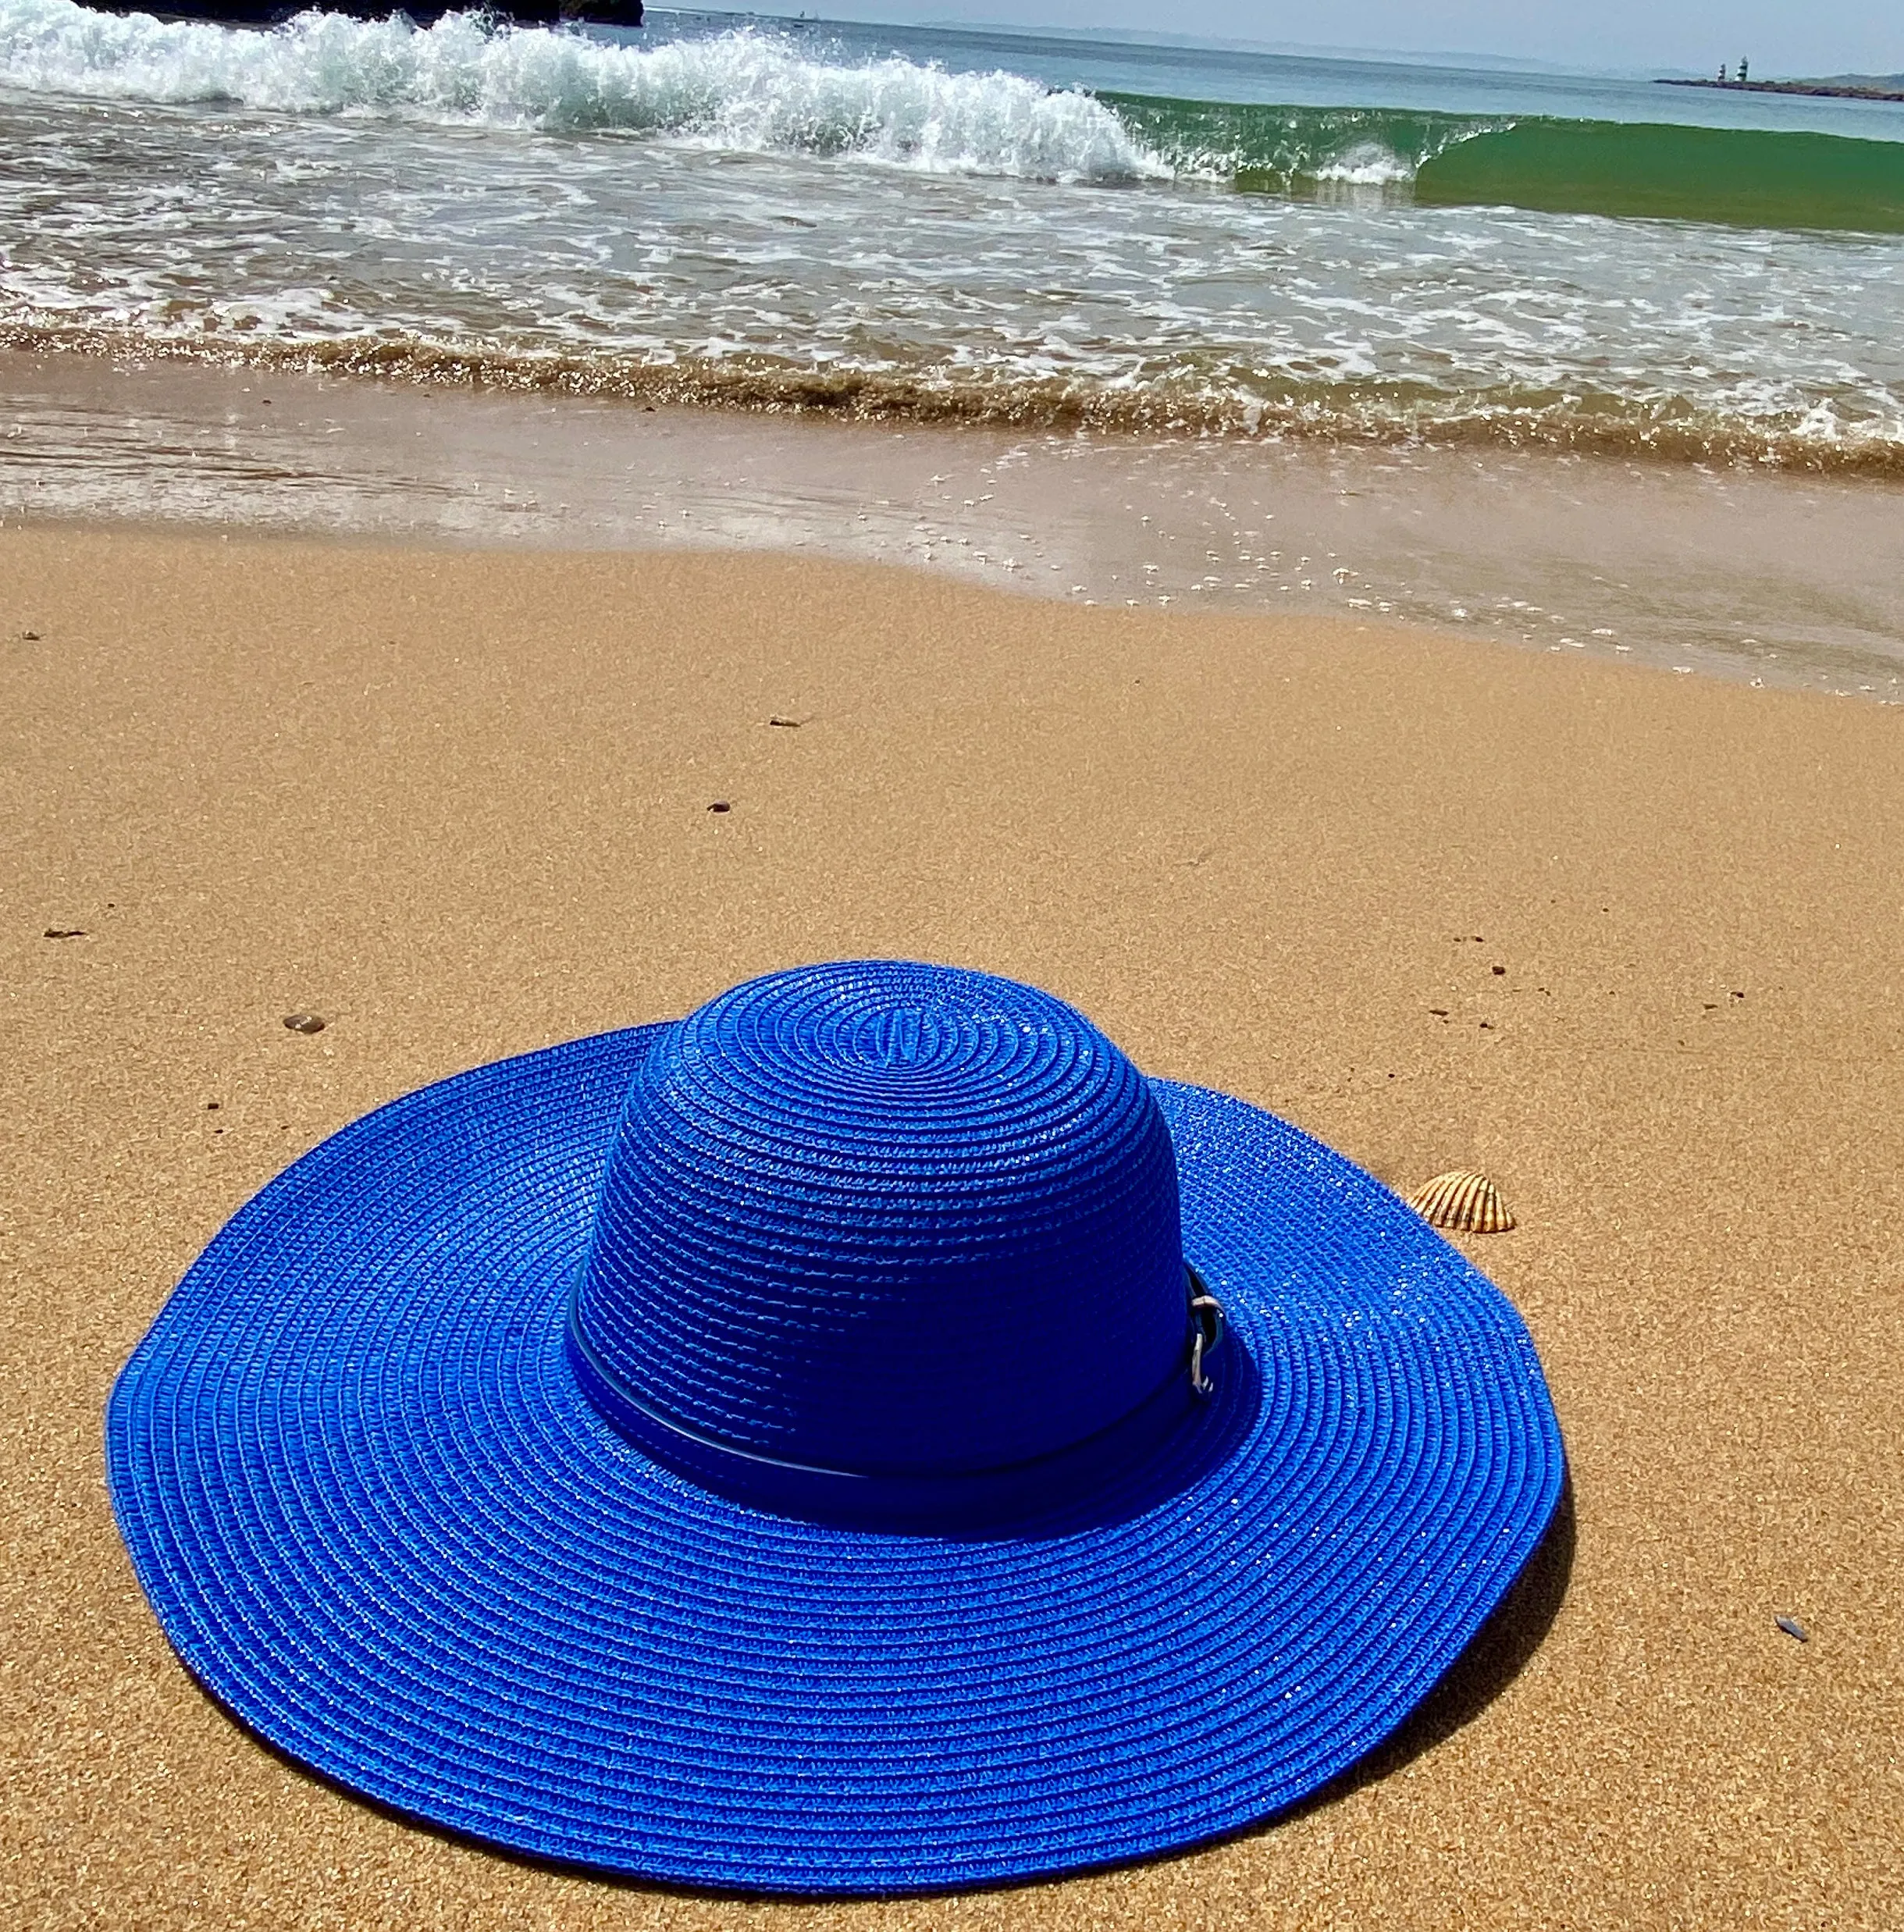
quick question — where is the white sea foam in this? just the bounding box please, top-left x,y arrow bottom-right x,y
1305,141 -> 1416,187
0,0 -> 1162,179
2,0 -> 1901,474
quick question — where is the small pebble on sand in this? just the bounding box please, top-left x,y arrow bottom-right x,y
283,1013 -> 326,1034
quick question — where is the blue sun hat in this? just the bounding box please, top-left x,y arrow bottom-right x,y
108,959 -> 1564,1894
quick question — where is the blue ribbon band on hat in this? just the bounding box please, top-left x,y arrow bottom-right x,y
566,1265 -> 1225,1531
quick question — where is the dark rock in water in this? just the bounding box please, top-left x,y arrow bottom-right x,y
283,1012 -> 327,1034
81,0 -> 642,25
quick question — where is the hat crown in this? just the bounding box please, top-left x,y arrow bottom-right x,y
572,960 -> 1187,1480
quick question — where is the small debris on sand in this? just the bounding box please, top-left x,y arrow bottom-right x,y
283,1013 -> 326,1034
707,800 -> 731,813
43,927 -> 85,939
1776,1615 -> 1808,1643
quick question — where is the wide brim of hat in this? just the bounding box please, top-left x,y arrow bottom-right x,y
106,1025 -> 1564,1895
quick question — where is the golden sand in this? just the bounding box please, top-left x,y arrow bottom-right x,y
3,529 -> 1899,1929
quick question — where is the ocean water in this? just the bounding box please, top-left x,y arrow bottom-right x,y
2,2 -> 1903,468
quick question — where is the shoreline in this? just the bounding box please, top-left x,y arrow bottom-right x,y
9,322 -> 1904,479
6,525 -> 1900,1927
6,348 -> 1904,700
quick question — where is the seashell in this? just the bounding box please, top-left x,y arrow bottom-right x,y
1407,1170 -> 1515,1233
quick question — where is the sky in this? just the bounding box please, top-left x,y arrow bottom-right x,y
728,4 -> 1902,77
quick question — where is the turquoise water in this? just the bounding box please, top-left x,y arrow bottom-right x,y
1,2 -> 1902,464
676,9 -> 1904,231
1102,98 -> 1904,231
691,13 -> 1904,144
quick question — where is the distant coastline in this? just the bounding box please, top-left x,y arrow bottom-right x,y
1660,76 -> 1904,104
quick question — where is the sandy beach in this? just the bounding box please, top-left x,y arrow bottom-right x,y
5,525 -> 1902,1928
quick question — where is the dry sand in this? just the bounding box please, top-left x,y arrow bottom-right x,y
3,527 -> 1900,1929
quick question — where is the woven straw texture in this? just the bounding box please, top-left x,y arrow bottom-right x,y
575,965 -> 1185,1478
107,980 -> 1564,1895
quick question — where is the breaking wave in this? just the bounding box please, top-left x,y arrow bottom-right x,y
0,0 -> 1160,179
1112,92 -> 1904,231
1105,96 -> 1491,193
5,0 -> 1902,228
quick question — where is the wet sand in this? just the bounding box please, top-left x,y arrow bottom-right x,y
6,352 -> 1904,696
3,527 -> 1901,1928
